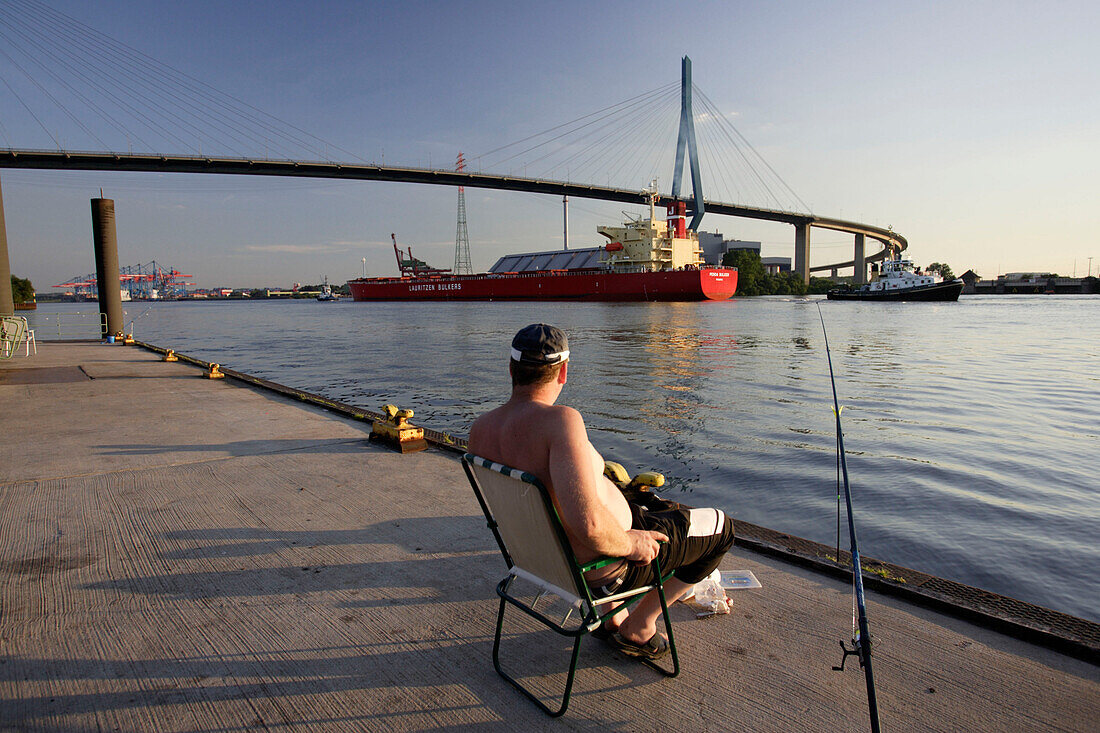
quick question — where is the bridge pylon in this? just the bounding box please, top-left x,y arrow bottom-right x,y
671,56 -> 705,232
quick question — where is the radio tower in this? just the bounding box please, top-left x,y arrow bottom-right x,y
453,152 -> 472,274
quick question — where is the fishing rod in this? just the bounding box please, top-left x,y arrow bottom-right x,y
818,304 -> 881,732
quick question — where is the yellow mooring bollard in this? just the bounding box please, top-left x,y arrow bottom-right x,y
370,404 -> 428,453
163,349 -> 178,362
203,363 -> 225,379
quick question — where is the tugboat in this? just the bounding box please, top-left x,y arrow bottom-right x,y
316,276 -> 338,301
827,256 -> 963,301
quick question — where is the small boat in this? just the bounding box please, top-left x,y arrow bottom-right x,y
827,256 -> 963,301
316,277 -> 338,301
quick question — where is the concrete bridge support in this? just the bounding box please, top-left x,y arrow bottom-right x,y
793,222 -> 811,285
91,197 -> 124,338
0,175 -> 13,316
854,233 -> 867,284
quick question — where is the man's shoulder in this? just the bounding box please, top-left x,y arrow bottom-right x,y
524,402 -> 583,429
471,402 -> 584,444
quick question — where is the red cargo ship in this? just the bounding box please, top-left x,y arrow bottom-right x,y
348,193 -> 737,302
347,266 -> 735,302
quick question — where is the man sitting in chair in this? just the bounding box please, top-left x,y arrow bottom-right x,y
469,323 -> 736,660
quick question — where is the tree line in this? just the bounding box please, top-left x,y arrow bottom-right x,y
720,250 -> 835,295
10,275 -> 34,303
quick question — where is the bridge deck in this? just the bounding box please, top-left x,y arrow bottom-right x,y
1,343 -> 1094,731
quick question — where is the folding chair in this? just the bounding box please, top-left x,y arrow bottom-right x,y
1,316 -> 25,360
18,317 -> 36,356
462,453 -> 679,717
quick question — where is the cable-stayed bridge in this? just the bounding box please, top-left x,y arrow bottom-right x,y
0,147 -> 905,265
0,0 -> 906,315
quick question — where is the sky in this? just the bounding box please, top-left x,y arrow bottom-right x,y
1,0 -> 1098,290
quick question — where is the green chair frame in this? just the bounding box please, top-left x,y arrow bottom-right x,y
462,453 -> 679,717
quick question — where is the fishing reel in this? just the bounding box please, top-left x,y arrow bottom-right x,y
833,634 -> 873,672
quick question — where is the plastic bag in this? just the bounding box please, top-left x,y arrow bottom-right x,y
690,569 -> 730,616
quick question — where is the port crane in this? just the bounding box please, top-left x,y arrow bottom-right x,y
392,233 -> 450,277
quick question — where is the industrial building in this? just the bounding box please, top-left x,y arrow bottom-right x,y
697,231 -> 791,273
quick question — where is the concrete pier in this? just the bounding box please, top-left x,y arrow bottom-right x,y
793,222 -> 811,285
91,197 -> 124,337
854,232 -> 867,284
2,342 -> 1097,731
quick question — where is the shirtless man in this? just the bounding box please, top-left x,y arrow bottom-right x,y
469,323 -> 735,659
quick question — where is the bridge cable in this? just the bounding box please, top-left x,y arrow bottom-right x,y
691,90 -> 787,211
10,0 -> 339,160
692,117 -> 743,208
531,86 -> 678,186
6,0 -> 270,157
483,84 -> 674,176
471,80 -> 676,163
0,35 -> 147,152
0,24 -> 129,150
1,2 -> 212,154
606,92 -> 681,190
552,87 -> 678,186
8,0 -> 363,162
507,88 -> 666,180
471,82 -> 676,173
0,70 -> 61,149
615,93 -> 681,191
692,86 -> 792,209
694,86 -> 812,213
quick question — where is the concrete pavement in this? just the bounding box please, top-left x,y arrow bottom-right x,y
1,342 -> 1096,731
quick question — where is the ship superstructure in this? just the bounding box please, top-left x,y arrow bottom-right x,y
598,196 -> 704,272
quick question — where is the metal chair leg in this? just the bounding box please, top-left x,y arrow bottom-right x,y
641,556 -> 680,678
492,595 -> 583,717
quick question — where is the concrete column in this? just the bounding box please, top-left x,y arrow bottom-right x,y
0,174 -> 14,316
91,197 -> 124,338
793,222 -> 811,285
853,233 -> 867,285
562,195 -> 569,250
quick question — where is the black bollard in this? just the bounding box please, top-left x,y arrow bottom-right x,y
91,197 -> 124,338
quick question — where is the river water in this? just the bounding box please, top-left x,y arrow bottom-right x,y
30,296 -> 1100,622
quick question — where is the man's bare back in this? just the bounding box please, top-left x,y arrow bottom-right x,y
467,338 -> 664,582
469,398 -> 633,577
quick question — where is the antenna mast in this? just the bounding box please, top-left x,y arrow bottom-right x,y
453,153 -> 472,274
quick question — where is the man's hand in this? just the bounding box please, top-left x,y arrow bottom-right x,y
624,529 -> 668,565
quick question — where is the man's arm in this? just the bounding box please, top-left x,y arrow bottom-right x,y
547,407 -> 665,562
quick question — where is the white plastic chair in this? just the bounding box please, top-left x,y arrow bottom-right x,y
19,317 -> 36,356
1,316 -> 24,359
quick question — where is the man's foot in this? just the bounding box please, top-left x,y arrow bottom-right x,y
608,631 -> 670,660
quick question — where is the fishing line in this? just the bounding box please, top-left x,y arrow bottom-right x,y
817,302 -> 881,733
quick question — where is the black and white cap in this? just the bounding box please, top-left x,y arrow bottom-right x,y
510,323 -> 570,365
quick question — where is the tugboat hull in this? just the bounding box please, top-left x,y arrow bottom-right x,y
827,279 -> 963,301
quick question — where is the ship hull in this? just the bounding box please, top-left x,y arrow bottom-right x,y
827,279 -> 964,302
347,267 -> 737,302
